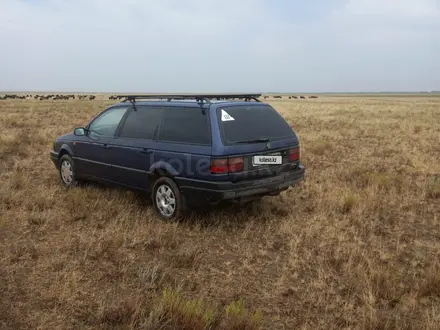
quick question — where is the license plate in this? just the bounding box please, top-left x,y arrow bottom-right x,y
253,155 -> 282,165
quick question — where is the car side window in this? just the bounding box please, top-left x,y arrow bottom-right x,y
88,107 -> 129,138
119,106 -> 163,140
158,107 -> 211,145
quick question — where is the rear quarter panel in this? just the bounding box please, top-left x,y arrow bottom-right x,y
151,142 -> 214,181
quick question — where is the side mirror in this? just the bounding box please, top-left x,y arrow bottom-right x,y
74,127 -> 86,136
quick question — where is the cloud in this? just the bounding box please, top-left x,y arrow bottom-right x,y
0,0 -> 439,92
342,0 -> 440,19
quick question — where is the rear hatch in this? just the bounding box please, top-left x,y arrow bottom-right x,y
215,104 -> 300,182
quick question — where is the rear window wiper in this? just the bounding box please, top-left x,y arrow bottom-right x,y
232,137 -> 270,144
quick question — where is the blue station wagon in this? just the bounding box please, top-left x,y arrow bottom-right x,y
50,94 -> 305,220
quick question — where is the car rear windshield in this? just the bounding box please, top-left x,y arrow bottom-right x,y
217,105 -> 294,144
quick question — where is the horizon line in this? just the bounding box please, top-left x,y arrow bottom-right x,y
1,90 -> 440,95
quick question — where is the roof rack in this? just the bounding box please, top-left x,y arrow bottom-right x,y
118,94 -> 262,103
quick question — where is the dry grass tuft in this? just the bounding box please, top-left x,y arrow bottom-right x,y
1,96 -> 440,329
225,298 -> 262,330
308,138 -> 333,156
149,288 -> 218,329
426,176 -> 440,199
341,193 -> 359,213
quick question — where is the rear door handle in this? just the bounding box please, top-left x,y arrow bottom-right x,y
102,144 -> 111,149
140,148 -> 152,155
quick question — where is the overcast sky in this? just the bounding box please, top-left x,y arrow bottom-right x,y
1,0 -> 439,93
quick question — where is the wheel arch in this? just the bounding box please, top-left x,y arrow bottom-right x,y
149,161 -> 179,177
59,144 -> 74,158
148,161 -> 179,191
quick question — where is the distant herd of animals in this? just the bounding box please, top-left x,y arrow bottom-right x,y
0,94 -> 318,101
0,94 -> 96,100
264,95 -> 318,99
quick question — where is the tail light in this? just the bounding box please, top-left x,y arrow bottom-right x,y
210,159 -> 228,174
228,157 -> 244,172
210,157 -> 244,174
289,147 -> 300,162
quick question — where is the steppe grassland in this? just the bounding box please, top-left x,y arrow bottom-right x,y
1,96 -> 440,329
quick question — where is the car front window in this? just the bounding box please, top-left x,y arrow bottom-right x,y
88,107 -> 129,137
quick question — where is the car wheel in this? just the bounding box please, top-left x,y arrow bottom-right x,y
59,154 -> 77,188
152,177 -> 183,220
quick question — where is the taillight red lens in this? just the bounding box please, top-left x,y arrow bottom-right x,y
228,157 -> 244,172
289,147 -> 300,162
210,159 -> 228,173
210,157 -> 244,173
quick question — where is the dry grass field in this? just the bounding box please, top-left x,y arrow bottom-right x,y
1,96 -> 440,329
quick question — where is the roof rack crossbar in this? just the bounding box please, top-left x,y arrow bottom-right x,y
117,94 -> 262,103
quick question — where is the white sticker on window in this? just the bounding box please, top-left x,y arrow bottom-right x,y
221,109 -> 235,121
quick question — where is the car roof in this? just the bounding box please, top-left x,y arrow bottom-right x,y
111,100 -> 267,108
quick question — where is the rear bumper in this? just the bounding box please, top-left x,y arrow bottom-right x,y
176,165 -> 305,203
50,150 -> 59,168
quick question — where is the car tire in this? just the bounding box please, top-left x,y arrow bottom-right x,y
59,154 -> 77,188
152,177 -> 183,221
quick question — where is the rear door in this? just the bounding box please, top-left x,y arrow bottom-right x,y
214,104 -> 300,182
105,106 -> 163,189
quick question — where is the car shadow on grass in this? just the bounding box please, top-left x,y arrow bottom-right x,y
76,180 -> 274,228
